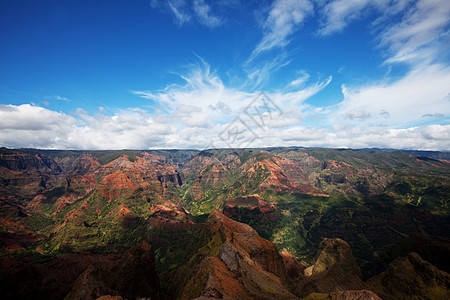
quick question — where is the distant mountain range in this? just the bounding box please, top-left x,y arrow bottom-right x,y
1,147 -> 449,299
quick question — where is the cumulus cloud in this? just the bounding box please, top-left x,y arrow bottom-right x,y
332,63 -> 450,128
1,100 -> 449,151
0,104 -> 76,149
0,104 -> 179,150
0,104 -> 74,131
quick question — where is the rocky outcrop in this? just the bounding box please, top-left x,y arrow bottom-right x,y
56,154 -> 101,175
181,151 -> 222,177
0,152 -> 61,174
366,252 -> 450,300
99,169 -> 140,202
148,202 -> 197,231
250,158 -> 328,196
280,248 -> 307,281
296,238 -> 365,297
222,195 -> 279,222
169,210 -> 297,299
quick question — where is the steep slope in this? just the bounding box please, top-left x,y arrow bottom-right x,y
168,210 -> 298,299
296,238 -> 365,297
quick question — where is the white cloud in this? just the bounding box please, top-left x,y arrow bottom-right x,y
380,0 -> 450,64
245,51 -> 292,88
251,0 -> 313,58
288,70 -> 310,87
168,1 -> 191,25
193,0 -> 223,28
1,89 -> 449,151
317,0 -> 373,36
0,104 -> 177,150
332,63 -> 450,128
345,109 -> 371,120
262,124 -> 450,151
0,104 -> 76,149
0,61 -> 334,150
315,0 -> 450,65
133,61 -> 253,122
54,95 -> 70,101
151,0 -> 224,28
272,75 -> 332,106
316,0 -> 414,36
0,104 -> 74,131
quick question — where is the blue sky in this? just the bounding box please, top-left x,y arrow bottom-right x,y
0,0 -> 449,150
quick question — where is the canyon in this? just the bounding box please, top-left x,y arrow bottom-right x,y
0,147 -> 449,299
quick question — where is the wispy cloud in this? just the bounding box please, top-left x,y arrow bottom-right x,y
193,0 -> 223,28
168,1 -> 191,25
54,95 -> 70,101
380,0 -> 450,65
151,0 -> 224,28
314,0 -> 450,65
42,95 -> 71,104
245,51 -> 292,88
133,60 -> 252,121
250,0 -> 313,59
317,0 -> 373,36
316,0 -> 415,36
287,70 -> 310,88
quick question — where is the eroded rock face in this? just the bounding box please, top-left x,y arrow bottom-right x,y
249,158 -> 328,196
169,210 -> 298,300
0,152 -> 61,174
296,238 -> 365,297
222,195 -> 279,222
280,248 -> 307,281
366,252 -> 450,300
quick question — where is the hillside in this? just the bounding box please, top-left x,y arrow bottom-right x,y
0,147 -> 449,299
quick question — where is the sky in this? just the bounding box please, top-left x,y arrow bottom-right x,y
0,0 -> 449,151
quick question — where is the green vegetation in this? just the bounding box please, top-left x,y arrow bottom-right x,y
1,147 -> 449,279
